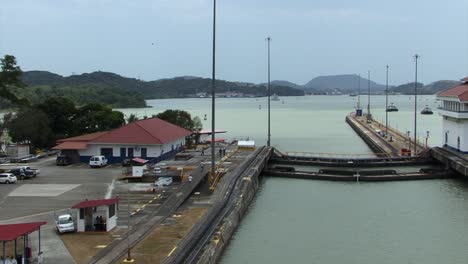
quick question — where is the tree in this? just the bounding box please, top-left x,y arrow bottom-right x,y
4,108 -> 54,148
192,116 -> 203,144
73,103 -> 125,134
156,110 -> 194,131
0,55 -> 29,106
36,97 -> 77,139
127,114 -> 139,123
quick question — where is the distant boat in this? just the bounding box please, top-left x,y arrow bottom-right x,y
386,103 -> 399,112
271,94 -> 280,101
421,105 -> 433,115
259,105 -> 262,109
349,93 -> 357,97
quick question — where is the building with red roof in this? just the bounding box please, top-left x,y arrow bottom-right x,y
72,197 -> 119,232
437,77 -> 468,152
53,118 -> 192,163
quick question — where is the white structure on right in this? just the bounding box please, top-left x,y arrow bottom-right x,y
437,77 -> 468,152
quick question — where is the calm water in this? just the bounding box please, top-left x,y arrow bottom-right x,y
119,95 -> 468,264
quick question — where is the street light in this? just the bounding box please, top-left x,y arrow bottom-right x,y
367,70 -> 372,123
210,0 -> 217,182
385,65 -> 389,138
425,130 -> 430,150
413,54 -> 420,155
266,37 -> 272,147
407,130 -> 411,155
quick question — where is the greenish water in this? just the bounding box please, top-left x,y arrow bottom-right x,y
120,95 -> 468,264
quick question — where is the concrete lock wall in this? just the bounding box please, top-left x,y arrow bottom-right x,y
196,155 -> 266,264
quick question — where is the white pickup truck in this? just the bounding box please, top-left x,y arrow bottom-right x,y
20,166 -> 40,177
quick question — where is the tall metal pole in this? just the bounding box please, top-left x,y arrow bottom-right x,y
267,37 -> 271,147
211,0 -> 217,181
357,74 -> 361,109
385,65 -> 389,137
414,54 -> 419,155
126,187 -> 131,260
367,70 -> 371,122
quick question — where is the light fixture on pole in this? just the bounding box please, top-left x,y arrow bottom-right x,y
210,0 -> 217,183
425,130 -> 430,150
266,37 -> 272,147
385,65 -> 389,137
413,54 -> 420,155
367,70 -> 372,123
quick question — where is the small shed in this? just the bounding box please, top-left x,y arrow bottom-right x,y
131,157 -> 148,177
0,221 -> 46,263
238,140 -> 255,150
72,197 -> 119,232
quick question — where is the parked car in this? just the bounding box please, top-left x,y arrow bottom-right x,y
89,156 -> 108,168
55,214 -> 75,234
154,177 -> 173,187
9,168 -> 35,180
19,166 -> 40,177
56,155 -> 70,166
0,173 -> 17,184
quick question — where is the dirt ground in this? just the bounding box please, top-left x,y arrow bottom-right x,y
61,231 -> 121,264
123,207 -> 207,264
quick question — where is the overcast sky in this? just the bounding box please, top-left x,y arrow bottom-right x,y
1,0 -> 467,85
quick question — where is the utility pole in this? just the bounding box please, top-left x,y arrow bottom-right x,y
414,54 -> 419,155
367,70 -> 372,122
210,0 -> 217,182
124,188 -> 132,262
357,74 -> 361,109
266,37 -> 271,147
385,65 -> 389,137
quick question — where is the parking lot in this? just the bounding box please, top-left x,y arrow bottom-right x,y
0,157 -> 122,221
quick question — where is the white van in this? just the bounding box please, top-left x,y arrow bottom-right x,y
154,177 -> 173,187
55,214 -> 75,234
89,156 -> 108,168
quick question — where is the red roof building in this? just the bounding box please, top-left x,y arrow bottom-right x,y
71,197 -> 119,209
53,118 -> 192,164
72,198 -> 119,232
0,221 -> 46,261
437,77 -> 468,152
437,78 -> 468,101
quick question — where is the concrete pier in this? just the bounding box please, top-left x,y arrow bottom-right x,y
346,114 -> 426,157
430,147 -> 468,178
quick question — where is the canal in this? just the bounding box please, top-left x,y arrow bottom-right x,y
119,95 -> 468,263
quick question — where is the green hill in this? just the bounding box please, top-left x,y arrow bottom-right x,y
9,71 -> 304,109
389,80 -> 461,95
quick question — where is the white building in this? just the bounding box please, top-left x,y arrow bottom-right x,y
53,118 -> 192,163
437,77 -> 468,152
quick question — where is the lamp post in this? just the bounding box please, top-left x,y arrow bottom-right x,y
385,65 -> 389,137
210,0 -> 216,182
413,54 -> 420,155
407,130 -> 411,155
367,70 -> 371,123
357,74 -> 361,109
425,130 -> 430,150
266,37 -> 271,147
